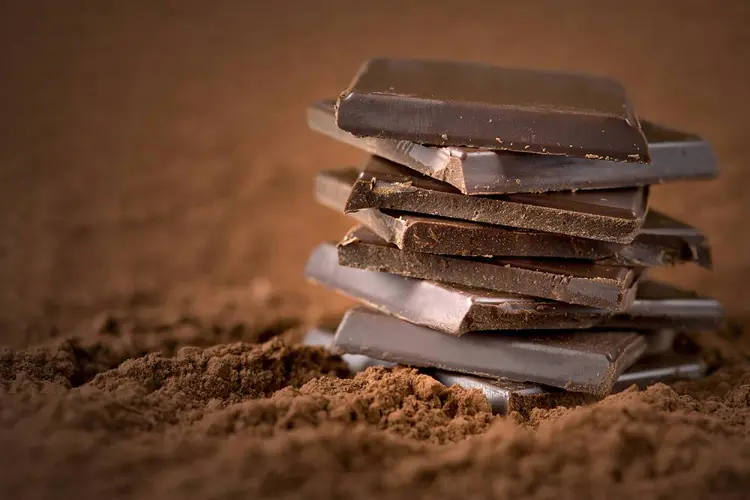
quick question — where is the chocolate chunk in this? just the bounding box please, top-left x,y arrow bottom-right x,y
344,156 -> 648,244
306,243 -> 724,335
335,59 -> 649,162
311,100 -> 717,194
332,307 -> 647,395
337,226 -> 641,311
315,169 -> 710,267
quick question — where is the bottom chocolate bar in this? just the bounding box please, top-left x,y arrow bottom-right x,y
331,307 -> 648,395
303,328 -> 706,415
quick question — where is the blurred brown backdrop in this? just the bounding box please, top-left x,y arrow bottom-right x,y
0,0 -> 748,346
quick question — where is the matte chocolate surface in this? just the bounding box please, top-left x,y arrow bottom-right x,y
316,168 -> 710,268
311,100 -> 717,194
337,226 -> 641,310
335,59 -> 650,162
344,156 -> 648,244
332,307 -> 647,395
303,328 -> 702,414
306,242 -> 724,335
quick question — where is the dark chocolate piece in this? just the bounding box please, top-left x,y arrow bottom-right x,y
304,327 -> 705,413
332,307 -> 647,395
344,156 -> 648,244
335,59 -> 649,162
316,169 -> 710,268
337,226 -> 641,311
311,100 -> 717,194
431,353 -> 707,415
306,243 -> 724,335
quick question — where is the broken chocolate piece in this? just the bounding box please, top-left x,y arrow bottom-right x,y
344,156 -> 648,244
315,168 -> 710,268
311,100 -> 716,195
335,58 -> 650,162
306,242 -> 724,335
332,307 -> 647,395
304,327 -> 706,413
337,226 -> 641,311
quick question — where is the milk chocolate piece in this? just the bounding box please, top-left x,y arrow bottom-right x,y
430,353 -> 707,415
338,226 -> 641,310
345,156 -> 648,244
332,307 -> 647,395
306,243 -> 723,335
313,100 -> 714,195
316,169 -> 710,267
335,59 -> 649,162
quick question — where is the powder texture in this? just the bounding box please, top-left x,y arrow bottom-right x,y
2,307 -> 750,499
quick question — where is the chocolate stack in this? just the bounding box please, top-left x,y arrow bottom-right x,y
303,58 -> 724,414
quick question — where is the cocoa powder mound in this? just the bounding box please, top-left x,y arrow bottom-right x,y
199,366 -> 493,443
1,313 -> 750,500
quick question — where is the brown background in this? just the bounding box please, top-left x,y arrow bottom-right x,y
1,0 -> 748,347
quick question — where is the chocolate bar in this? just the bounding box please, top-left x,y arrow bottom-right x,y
303,327 -> 699,414
338,226 -> 641,311
332,307 -> 647,395
335,58 -> 649,162
306,243 -> 723,335
316,169 -> 710,267
344,156 -> 648,244
310,100 -> 717,195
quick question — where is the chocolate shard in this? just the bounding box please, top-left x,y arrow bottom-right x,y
305,243 -> 724,335
304,327 -> 705,414
332,307 -> 647,396
344,156 -> 648,244
337,226 -> 641,311
311,100 -> 717,195
335,58 -> 650,163
315,169 -> 710,268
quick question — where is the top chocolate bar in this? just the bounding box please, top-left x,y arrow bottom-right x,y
335,58 -> 650,163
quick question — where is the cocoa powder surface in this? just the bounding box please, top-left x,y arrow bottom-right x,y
2,301 -> 750,499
